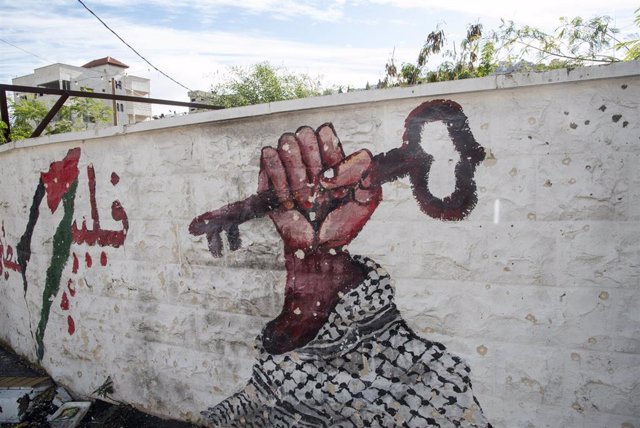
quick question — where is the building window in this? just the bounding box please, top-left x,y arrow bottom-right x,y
39,81 -> 59,90
61,80 -> 71,90
115,80 -> 122,90
116,103 -> 124,112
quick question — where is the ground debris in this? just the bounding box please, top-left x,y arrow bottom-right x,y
1,343 -> 200,428
78,400 -> 200,428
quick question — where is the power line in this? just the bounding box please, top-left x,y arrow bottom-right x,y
0,38 -> 54,64
0,36 -> 144,95
76,0 -> 192,92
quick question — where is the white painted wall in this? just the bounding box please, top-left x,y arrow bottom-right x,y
1,62 -> 638,427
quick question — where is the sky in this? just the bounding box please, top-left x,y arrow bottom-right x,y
0,0 -> 637,115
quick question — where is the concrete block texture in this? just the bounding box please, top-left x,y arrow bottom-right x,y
0,62 -> 638,426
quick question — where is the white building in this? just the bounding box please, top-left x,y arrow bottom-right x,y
188,89 -> 217,113
12,57 -> 151,125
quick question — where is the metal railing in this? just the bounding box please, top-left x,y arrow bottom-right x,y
0,84 -> 223,142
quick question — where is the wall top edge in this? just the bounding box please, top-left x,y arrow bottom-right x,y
1,61 -> 638,154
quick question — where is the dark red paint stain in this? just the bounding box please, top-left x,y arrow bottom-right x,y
67,279 -> 76,297
111,172 -> 120,186
72,253 -> 79,274
85,252 -> 92,268
67,316 -> 75,335
40,148 -> 81,213
100,251 -> 108,266
60,291 -> 69,310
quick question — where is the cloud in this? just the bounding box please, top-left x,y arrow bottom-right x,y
368,0 -> 636,30
0,3 -> 397,114
83,0 -> 346,22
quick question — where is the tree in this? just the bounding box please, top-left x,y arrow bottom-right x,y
380,11 -> 639,87
2,95 -> 112,143
0,120 -> 8,144
616,7 -> 640,61
207,62 -> 324,108
8,98 -> 50,141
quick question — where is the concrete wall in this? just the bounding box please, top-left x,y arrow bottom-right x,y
1,62 -> 638,426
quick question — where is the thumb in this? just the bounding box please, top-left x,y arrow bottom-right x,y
319,149 -> 374,190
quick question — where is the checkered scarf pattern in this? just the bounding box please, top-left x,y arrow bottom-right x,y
202,256 -> 491,427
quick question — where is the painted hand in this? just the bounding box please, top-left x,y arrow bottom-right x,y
258,124 -> 382,252
259,124 -> 382,354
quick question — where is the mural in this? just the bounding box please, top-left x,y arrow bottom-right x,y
1,148 -> 128,360
192,100 -> 491,427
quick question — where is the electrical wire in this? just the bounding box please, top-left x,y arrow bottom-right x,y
1,36 -> 144,98
0,38 -> 54,64
76,0 -> 192,92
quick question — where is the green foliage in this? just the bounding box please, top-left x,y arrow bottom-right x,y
6,95 -> 112,142
381,12 -> 638,88
208,62 -> 323,108
498,15 -> 620,66
9,98 -> 50,141
0,118 -> 10,144
616,8 -> 640,61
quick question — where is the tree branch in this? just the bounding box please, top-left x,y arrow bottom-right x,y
512,40 -> 620,63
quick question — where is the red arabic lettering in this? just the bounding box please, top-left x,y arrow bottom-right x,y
71,164 -> 129,248
72,253 -> 79,274
60,291 -> 70,310
0,222 -> 22,280
67,315 -> 75,335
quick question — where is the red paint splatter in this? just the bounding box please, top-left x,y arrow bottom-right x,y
111,172 -> 120,186
85,252 -> 92,268
72,253 -> 79,274
100,251 -> 108,266
67,279 -> 76,297
67,316 -> 75,335
60,291 -> 69,310
40,148 -> 81,213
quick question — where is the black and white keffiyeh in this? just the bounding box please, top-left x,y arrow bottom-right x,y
203,256 -> 491,427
